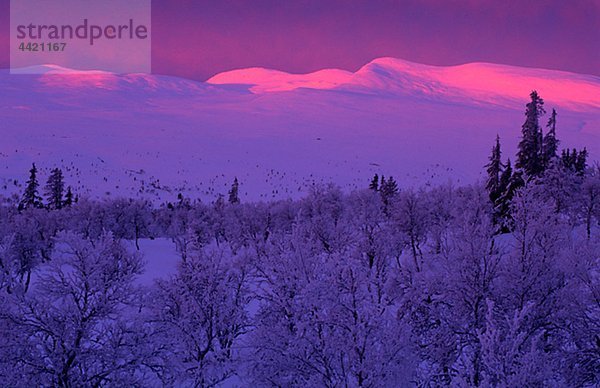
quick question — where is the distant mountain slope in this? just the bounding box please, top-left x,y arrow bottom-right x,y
1,58 -> 599,202
208,58 -> 600,110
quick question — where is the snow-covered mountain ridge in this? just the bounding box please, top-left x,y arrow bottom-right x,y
208,58 -> 600,110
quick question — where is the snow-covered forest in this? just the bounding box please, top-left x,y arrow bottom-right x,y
0,92 -> 599,386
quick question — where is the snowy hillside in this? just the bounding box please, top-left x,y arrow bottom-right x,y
1,58 -> 599,202
209,58 -> 600,111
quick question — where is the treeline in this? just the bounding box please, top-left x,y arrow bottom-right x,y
16,163 -> 242,212
0,93 -> 598,386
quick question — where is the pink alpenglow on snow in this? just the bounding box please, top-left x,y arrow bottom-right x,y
209,58 -> 600,111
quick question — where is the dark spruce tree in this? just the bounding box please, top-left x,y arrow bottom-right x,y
562,148 -> 588,174
45,168 -> 65,210
496,159 -> 523,232
228,177 -> 240,204
380,176 -> 398,210
575,148 -> 588,174
516,91 -> 545,178
498,158 -> 513,199
485,135 -> 503,203
379,176 -> 386,192
561,149 -> 574,169
542,108 -> 559,169
63,186 -> 74,207
493,158 -> 512,229
18,163 -> 43,211
543,109 -> 559,156
215,193 -> 225,210
369,174 -> 379,191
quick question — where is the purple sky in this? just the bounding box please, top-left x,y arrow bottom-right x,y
1,0 -> 599,80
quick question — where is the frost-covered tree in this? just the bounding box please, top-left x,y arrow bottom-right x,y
426,184 -> 455,255
107,199 -> 153,250
405,186 -> 501,386
0,232 -> 158,387
560,240 -> 600,386
391,189 -> 428,272
346,189 -> 391,268
536,161 -> 582,217
0,235 -> 19,292
151,245 -> 250,387
495,184 -> 572,378
298,184 -> 348,254
480,301 -> 557,386
249,232 -> 413,387
3,209 -> 57,292
439,186 -> 501,385
580,168 -> 600,239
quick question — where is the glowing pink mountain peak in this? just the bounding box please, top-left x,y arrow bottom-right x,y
208,57 -> 600,111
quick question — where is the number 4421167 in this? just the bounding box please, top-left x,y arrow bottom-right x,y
18,42 -> 67,52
